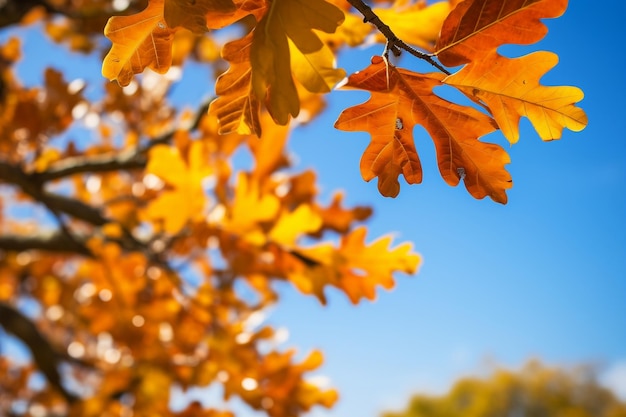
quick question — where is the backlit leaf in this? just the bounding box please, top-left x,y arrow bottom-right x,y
251,0 -> 344,124
290,226 -> 421,304
288,39 -> 346,94
444,51 -> 588,142
209,32 -> 262,135
102,0 -> 175,86
335,56 -> 511,203
435,0 -> 567,66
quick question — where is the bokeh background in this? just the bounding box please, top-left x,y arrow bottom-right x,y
1,1 -> 624,416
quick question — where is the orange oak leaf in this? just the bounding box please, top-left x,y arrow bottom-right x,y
290,227 -> 420,304
314,192 -> 372,235
335,56 -> 511,203
163,0 -> 236,34
444,51 -> 587,142
209,32 -> 262,135
102,0 -> 175,86
251,0 -> 345,124
435,0 -> 567,66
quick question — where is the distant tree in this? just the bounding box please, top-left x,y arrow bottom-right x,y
382,361 -> 626,417
0,0 -> 585,416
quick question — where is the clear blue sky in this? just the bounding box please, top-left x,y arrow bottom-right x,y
2,1 -> 625,416
267,2 -> 626,416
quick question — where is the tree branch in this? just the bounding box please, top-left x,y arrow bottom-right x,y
345,0 -> 451,75
0,302 -> 78,402
0,230 -> 92,256
0,161 -> 109,226
35,99 -> 212,182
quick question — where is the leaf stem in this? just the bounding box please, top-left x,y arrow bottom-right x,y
345,0 -> 450,75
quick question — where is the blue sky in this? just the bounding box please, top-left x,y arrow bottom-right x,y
266,2 -> 626,416
1,1 -> 625,416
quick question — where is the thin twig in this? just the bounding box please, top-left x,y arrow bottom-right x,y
345,0 -> 451,75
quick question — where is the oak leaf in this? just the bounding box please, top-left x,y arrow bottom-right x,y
335,56 -> 511,203
290,226 -> 420,304
209,32 -> 261,135
444,51 -> 588,142
102,0 -> 175,86
251,0 -> 345,124
435,0 -> 567,66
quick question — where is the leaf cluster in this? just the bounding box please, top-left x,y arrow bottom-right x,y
0,0 -> 587,415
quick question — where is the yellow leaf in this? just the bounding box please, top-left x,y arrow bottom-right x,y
143,143 -> 211,234
289,227 -> 421,304
269,204 -> 323,246
444,51 -> 587,142
33,148 -> 61,172
146,144 -> 188,187
288,39 -> 346,94
102,0 -> 175,86
224,173 -> 280,243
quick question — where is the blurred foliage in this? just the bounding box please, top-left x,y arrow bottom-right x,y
383,361 -> 626,417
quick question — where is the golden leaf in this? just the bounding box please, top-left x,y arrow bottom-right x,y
251,0 -> 345,124
143,142 -> 212,234
102,0 -> 175,86
444,51 -> 587,142
269,204 -> 323,246
289,227 -> 420,304
209,32 -> 262,135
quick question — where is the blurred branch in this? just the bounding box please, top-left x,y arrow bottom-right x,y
36,99 -> 212,182
0,0 -> 148,29
0,161 -> 109,226
0,302 -> 78,402
0,230 -> 92,256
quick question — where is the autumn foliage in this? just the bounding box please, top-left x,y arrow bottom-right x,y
0,0 -> 584,416
383,361 -> 626,417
